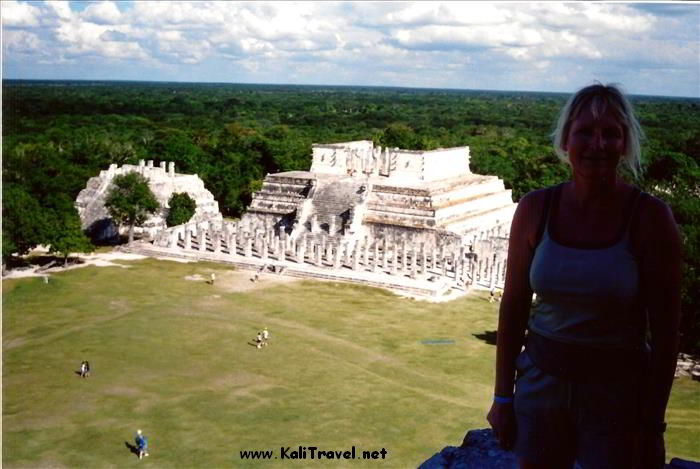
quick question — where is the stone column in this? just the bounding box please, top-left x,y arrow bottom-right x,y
230,233 -> 237,256
451,252 -> 457,279
421,246 -> 427,274
353,243 -> 360,270
391,244 -> 398,275
169,230 -> 178,249
431,247 -> 437,270
295,239 -> 302,263
344,242 -> 351,265
184,229 -> 192,250
278,236 -> 285,261
329,217 -> 336,236
261,237 -> 268,260
363,238 -> 370,268
213,232 -> 221,253
373,242 -> 380,273
300,237 -> 307,263
441,255 -> 447,277
401,242 -> 408,273
325,241 -> 333,261
243,236 -> 253,257
199,228 -> 207,252
168,161 -> 175,177
383,239 -> 389,269
334,244 -> 342,269
411,247 -> 417,277
311,215 -> 319,233
318,242 -> 325,266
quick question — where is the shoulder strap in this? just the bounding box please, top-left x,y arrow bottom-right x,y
623,187 -> 644,235
534,185 -> 557,247
624,188 -> 647,248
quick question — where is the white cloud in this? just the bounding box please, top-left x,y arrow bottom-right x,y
53,19 -> 147,60
3,30 -> 42,53
2,1 -> 41,27
81,1 -> 122,25
44,1 -> 73,21
386,3 -> 511,26
2,1 -> 697,97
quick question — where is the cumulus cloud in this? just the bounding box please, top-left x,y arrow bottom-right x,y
2,1 -> 698,96
3,30 -> 42,53
81,1 -> 122,25
2,0 -> 41,27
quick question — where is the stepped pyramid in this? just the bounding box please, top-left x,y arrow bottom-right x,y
241,140 -> 516,251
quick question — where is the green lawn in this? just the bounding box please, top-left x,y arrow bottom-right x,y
3,258 -> 699,468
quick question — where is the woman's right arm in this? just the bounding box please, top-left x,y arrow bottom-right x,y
487,190 -> 543,449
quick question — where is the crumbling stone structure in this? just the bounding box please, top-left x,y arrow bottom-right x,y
75,160 -> 222,242
127,141 -> 515,298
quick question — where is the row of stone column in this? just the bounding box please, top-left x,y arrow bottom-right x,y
164,223 -> 509,281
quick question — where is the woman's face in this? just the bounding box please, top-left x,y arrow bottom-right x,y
563,105 -> 626,182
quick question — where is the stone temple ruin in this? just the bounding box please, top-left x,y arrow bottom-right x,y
117,140 -> 517,298
76,160 -> 222,242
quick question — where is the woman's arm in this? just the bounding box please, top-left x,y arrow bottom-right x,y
494,191 -> 542,396
487,190 -> 544,448
639,196 -> 683,425
637,196 -> 683,469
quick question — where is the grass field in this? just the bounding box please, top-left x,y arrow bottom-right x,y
3,257 -> 699,468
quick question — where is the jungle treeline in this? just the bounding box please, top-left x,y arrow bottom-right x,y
2,80 -> 699,352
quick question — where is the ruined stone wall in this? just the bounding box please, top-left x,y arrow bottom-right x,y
76,160 -> 222,241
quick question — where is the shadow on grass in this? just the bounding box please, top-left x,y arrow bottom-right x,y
473,330 -> 497,346
124,441 -> 139,458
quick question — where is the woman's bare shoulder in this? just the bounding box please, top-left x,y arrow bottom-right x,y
637,191 -> 681,246
512,185 -> 558,246
515,186 -> 557,222
518,187 -> 551,208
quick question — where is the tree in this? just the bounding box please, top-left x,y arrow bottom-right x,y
104,172 -> 159,243
2,184 -> 48,261
47,206 -> 94,265
166,192 -> 196,227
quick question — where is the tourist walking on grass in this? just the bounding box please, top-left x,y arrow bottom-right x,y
135,430 -> 149,459
79,361 -> 90,378
486,83 -> 682,468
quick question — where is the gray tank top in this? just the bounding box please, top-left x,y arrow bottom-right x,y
528,184 -> 646,347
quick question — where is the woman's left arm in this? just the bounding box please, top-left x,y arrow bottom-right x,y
638,195 -> 683,434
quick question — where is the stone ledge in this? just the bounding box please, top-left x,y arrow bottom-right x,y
419,429 -> 515,469
419,429 -> 700,469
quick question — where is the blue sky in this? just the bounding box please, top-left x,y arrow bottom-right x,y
2,1 -> 699,97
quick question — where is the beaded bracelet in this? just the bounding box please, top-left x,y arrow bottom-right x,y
493,394 -> 514,404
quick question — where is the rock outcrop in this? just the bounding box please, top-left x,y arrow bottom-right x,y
420,429 -> 700,469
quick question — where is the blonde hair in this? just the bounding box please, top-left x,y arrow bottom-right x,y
553,82 -> 644,179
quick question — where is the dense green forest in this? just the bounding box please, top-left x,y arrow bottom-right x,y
2,80 -> 699,352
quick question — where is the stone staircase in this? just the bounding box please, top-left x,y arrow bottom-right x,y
247,173 -> 313,216
306,177 -> 366,235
